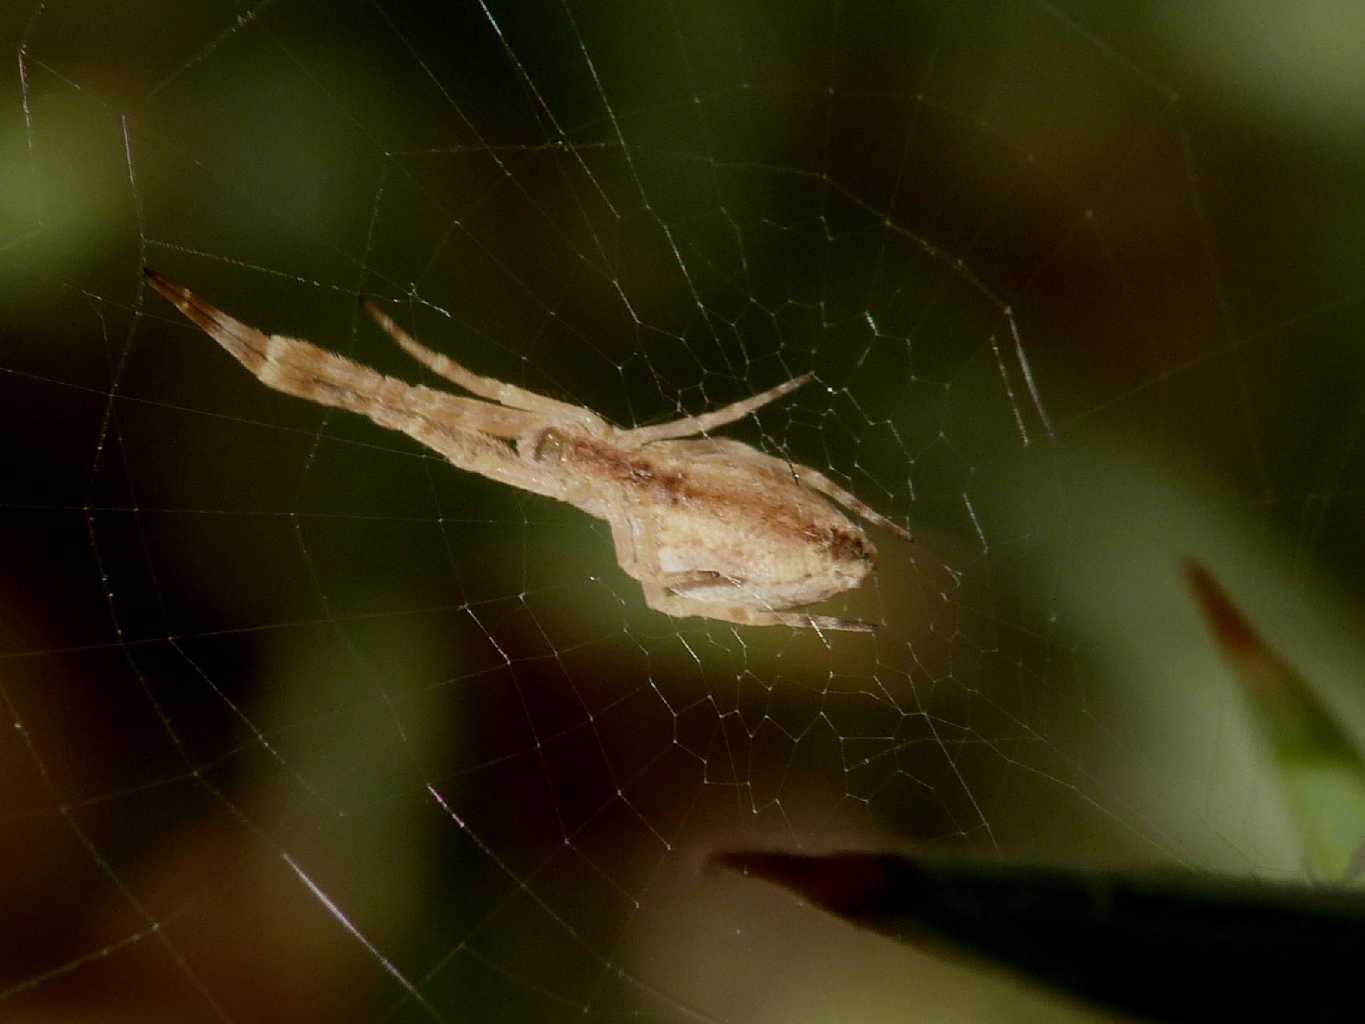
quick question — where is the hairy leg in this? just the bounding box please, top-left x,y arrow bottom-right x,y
363,299 -> 606,434
620,373 -> 813,446
147,270 -> 566,500
639,585 -> 874,632
785,462 -> 912,542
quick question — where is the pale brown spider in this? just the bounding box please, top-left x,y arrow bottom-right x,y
146,269 -> 910,632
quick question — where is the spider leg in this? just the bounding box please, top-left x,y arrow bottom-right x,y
606,515 -> 642,580
654,570 -> 724,592
785,462 -> 913,543
620,373 -> 813,446
617,510 -> 874,632
146,270 -> 567,501
641,585 -> 875,633
363,299 -> 607,434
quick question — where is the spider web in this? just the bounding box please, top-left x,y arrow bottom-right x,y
5,1 -> 1365,1020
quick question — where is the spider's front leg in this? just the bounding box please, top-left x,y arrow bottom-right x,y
145,270 -> 566,501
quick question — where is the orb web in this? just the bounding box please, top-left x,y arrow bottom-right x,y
6,1 -> 1364,1020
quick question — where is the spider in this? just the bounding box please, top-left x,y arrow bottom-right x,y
146,268 -> 911,632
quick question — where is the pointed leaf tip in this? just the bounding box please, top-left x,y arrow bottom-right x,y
1185,559 -> 1365,883
1184,559 -> 1260,658
715,848 -> 1365,1019
711,849 -> 896,920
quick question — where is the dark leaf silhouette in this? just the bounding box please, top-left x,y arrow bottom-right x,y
714,848 -> 1365,1021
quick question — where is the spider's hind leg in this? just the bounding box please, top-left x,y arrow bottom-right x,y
621,373 -> 814,446
788,463 -> 913,543
363,299 -> 606,433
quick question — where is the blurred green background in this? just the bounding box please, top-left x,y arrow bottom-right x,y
3,1 -> 1365,1020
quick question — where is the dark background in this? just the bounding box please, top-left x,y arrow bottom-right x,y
3,2 -> 1365,1020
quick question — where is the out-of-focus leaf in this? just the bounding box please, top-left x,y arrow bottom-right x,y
1186,560 -> 1365,881
713,848 -> 1365,1022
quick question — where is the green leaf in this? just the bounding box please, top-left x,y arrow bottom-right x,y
1185,560 -> 1365,881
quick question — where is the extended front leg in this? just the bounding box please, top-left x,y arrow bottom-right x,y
145,270 -> 566,502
